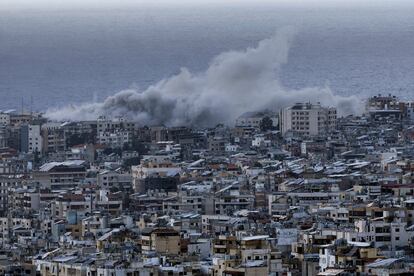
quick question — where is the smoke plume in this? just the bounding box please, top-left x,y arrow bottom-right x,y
46,28 -> 363,126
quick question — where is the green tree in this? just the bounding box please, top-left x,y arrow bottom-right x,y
260,116 -> 274,131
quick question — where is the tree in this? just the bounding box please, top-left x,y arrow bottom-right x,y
260,116 -> 274,131
66,132 -> 95,147
122,157 -> 141,170
130,136 -> 149,155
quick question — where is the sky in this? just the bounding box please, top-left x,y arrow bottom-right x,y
2,0 -> 414,123
2,0 -> 413,10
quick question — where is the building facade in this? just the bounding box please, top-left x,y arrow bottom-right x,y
280,103 -> 337,137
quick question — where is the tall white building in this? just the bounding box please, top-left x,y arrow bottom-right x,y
280,103 -> 337,137
28,124 -> 43,153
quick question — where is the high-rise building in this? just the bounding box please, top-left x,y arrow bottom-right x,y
280,103 -> 337,137
41,122 -> 66,153
20,124 -> 43,153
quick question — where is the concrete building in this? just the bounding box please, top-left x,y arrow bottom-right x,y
34,160 -> 87,191
0,113 -> 11,126
132,155 -> 181,193
17,124 -> 43,153
235,111 -> 278,129
208,137 -> 227,154
0,126 -> 7,148
97,170 -> 132,191
280,103 -> 337,137
97,130 -> 132,148
141,227 -> 181,255
41,122 -> 66,153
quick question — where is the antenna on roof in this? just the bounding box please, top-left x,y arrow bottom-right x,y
30,95 -> 33,116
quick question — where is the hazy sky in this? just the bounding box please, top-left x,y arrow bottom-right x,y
2,0 -> 413,10
2,0 -> 414,114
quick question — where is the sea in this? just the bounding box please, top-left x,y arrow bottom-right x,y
1,2 -> 414,112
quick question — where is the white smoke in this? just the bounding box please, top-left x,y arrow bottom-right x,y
46,28 -> 363,126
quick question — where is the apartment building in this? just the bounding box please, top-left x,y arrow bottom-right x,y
212,235 -> 282,276
21,124 -> 43,153
0,127 -> 7,148
0,113 -> 11,126
132,155 -> 181,193
280,102 -> 337,136
141,227 -> 181,255
96,116 -> 136,148
41,122 -> 66,153
34,160 -> 87,191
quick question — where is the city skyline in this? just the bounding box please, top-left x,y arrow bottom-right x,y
1,1 -> 414,275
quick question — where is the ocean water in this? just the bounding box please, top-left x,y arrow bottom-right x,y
1,3 -> 414,112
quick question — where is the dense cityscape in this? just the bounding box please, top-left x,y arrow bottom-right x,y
0,94 -> 413,275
